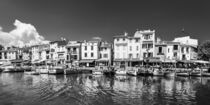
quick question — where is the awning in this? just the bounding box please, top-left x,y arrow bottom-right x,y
147,57 -> 161,63
79,59 -> 95,63
10,59 -> 24,63
96,59 -> 109,62
191,60 -> 210,64
162,59 -> 177,63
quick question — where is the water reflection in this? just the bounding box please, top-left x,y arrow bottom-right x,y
0,73 -> 210,105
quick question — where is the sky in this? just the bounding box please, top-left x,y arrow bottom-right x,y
0,0 -> 210,46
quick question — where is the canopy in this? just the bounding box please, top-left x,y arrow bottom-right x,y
79,59 -> 95,63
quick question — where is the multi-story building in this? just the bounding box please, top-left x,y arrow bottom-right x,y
113,30 -> 155,67
173,36 -> 198,60
96,41 -> 112,66
49,40 -> 67,65
80,40 -> 100,67
31,45 -> 39,62
39,44 -> 50,61
66,41 -> 81,66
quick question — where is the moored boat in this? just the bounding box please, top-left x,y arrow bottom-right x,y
153,67 -> 164,76
164,71 -> 176,77
202,72 -> 210,77
176,72 -> 190,77
48,66 -> 65,75
92,70 -> 103,75
2,65 -> 15,73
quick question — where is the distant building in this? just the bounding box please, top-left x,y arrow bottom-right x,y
96,41 -> 112,66
49,40 -> 67,65
80,40 -> 100,67
66,41 -> 81,66
173,36 -> 198,60
113,30 -> 155,67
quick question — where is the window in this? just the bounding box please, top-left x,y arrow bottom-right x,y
99,54 -> 102,58
181,47 -> 184,53
136,54 -> 139,58
85,53 -> 87,57
91,46 -> 93,50
143,53 -> 147,58
129,54 -> 132,59
158,47 -> 162,53
173,45 -> 178,50
142,44 -> 147,49
136,46 -> 139,51
148,44 -> 153,48
186,47 -> 189,53
123,38 -> 125,41
91,53 -> 94,57
116,38 -> 119,41
103,54 -> 108,58
144,34 -> 151,40
130,46 -> 132,51
136,39 -> 139,42
148,53 -> 153,57
85,46 -> 87,50
174,52 -> 177,57
168,48 -> 170,53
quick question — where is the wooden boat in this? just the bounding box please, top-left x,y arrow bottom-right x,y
202,72 -> 210,77
127,68 -> 138,76
153,68 -> 164,76
48,66 -> 64,75
2,65 -> 15,73
36,66 -> 48,74
176,72 -> 190,77
92,70 -> 103,75
190,72 -> 202,77
164,71 -> 176,77
115,70 -> 127,75
138,67 -> 153,76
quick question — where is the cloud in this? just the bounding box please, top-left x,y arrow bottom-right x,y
0,20 -> 49,47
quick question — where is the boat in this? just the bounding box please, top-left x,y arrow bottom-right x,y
48,66 -> 65,75
176,72 -> 190,77
202,72 -> 210,77
153,67 -> 164,76
164,69 -> 176,77
190,68 -> 202,77
190,71 -> 202,77
138,66 -> 153,76
127,67 -> 138,76
103,66 -> 115,76
92,70 -> 103,75
2,65 -> 15,73
115,69 -> 127,75
164,71 -> 176,77
36,66 -> 48,74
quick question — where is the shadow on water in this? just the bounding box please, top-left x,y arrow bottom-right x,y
0,73 -> 210,105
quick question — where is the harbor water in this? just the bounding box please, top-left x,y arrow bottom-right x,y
0,73 -> 210,105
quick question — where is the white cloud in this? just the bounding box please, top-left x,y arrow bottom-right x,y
0,19 -> 49,47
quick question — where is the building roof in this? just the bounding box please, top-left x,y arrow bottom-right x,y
50,41 -> 67,46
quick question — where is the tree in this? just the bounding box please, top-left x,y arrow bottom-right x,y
198,40 -> 210,61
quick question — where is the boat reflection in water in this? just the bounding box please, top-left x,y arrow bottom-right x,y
0,73 -> 210,105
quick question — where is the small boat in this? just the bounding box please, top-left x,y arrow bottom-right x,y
103,67 -> 115,76
176,72 -> 190,77
202,72 -> 210,77
164,71 -> 176,77
2,65 -> 15,73
92,70 -> 103,75
36,66 -> 48,74
48,66 -> 65,75
127,68 -> 138,76
115,70 -> 127,75
190,72 -> 202,77
153,67 -> 164,76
